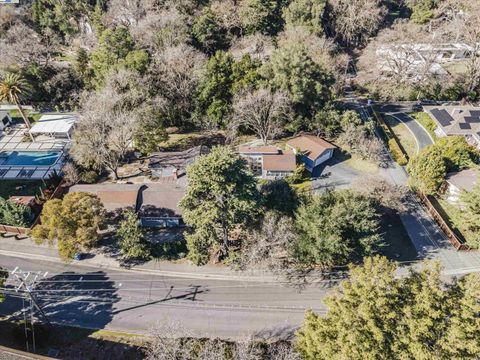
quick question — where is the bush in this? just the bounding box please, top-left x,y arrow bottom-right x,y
0,198 -> 32,227
80,170 -> 99,184
388,138 -> 408,166
151,240 -> 188,260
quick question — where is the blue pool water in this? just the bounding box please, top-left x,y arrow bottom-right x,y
0,151 -> 61,166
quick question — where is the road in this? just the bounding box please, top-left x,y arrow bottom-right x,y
0,254 -> 330,340
389,112 -> 434,151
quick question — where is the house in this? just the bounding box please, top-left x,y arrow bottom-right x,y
376,43 -> 473,80
139,183 -> 185,228
444,168 -> 478,203
29,114 -> 77,140
238,145 -> 297,179
69,184 -> 143,214
286,135 -> 336,171
424,105 -> 480,148
0,111 -> 12,131
69,183 -> 185,228
148,145 -> 210,180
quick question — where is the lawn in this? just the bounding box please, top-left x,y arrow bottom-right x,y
334,151 -> 379,175
435,197 -> 469,244
378,212 -> 418,263
384,115 -> 418,158
409,112 -> 438,142
8,109 -> 42,124
0,180 -> 45,199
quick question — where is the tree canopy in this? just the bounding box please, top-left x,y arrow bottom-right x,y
294,190 -> 381,268
179,146 -> 260,265
297,256 -> 480,360
32,192 -> 105,259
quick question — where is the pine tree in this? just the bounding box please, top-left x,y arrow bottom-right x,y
118,210 -> 150,260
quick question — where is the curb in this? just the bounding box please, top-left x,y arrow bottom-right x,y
0,249 -> 278,283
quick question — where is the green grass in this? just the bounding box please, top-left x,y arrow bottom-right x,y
436,197 -> 469,244
0,180 -> 45,199
409,112 -> 438,142
8,109 -> 42,124
385,115 -> 418,158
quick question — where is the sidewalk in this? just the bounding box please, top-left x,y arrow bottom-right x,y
0,236 -> 277,282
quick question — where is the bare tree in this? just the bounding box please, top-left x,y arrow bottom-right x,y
229,33 -> 274,61
0,22 -> 48,69
352,176 -> 408,212
146,321 -> 196,360
211,0 -> 242,34
71,91 -> 138,180
326,0 -> 387,46
231,89 -> 292,145
149,44 -> 206,127
337,123 -> 388,166
62,162 -> 80,186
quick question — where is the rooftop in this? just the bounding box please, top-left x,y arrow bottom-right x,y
446,168 -> 478,192
139,183 -> 185,218
262,151 -> 296,171
238,145 -> 280,155
148,146 -> 209,177
69,184 -> 143,212
29,114 -> 77,135
286,135 -> 336,161
424,105 -> 480,137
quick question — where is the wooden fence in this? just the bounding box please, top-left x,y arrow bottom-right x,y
416,192 -> 470,251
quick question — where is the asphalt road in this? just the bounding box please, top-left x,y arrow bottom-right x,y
388,112 -> 434,151
0,255 -> 330,340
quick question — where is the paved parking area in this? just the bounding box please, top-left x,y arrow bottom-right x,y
311,157 -> 361,192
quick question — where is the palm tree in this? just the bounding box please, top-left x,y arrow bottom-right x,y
0,73 -> 32,129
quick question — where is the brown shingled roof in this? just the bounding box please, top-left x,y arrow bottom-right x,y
69,184 -> 142,212
286,135 -> 336,161
262,152 -> 297,171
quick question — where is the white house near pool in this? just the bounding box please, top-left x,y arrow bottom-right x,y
29,114 -> 77,140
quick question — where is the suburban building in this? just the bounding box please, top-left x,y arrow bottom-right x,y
424,105 -> 480,148
69,184 -> 143,214
69,183 -> 185,228
444,168 -> 478,204
0,111 -> 12,131
376,43 -> 473,79
286,135 -> 336,171
148,145 -> 210,180
29,113 -> 77,140
238,145 -> 297,179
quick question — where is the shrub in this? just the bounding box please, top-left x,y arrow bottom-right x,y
80,170 -> 99,184
388,138 -> 408,166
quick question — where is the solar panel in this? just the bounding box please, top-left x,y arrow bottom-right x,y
459,123 -> 471,130
430,109 -> 454,127
470,111 -> 480,117
464,116 -> 480,123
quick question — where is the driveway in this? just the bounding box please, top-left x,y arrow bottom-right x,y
387,112 -> 434,152
311,157 -> 360,192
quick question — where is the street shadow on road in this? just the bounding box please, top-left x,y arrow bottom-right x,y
253,324 -> 298,341
0,271 -> 129,357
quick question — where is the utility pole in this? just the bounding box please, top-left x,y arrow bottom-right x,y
10,267 -> 51,353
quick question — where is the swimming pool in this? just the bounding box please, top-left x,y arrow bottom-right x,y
0,151 -> 62,167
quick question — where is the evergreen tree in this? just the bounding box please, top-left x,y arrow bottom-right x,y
240,0 -> 288,36
195,51 -> 234,128
179,146 -> 260,265
283,0 -> 326,36
296,257 -> 480,360
192,7 -> 228,54
118,210 -> 150,260
294,190 -> 381,268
